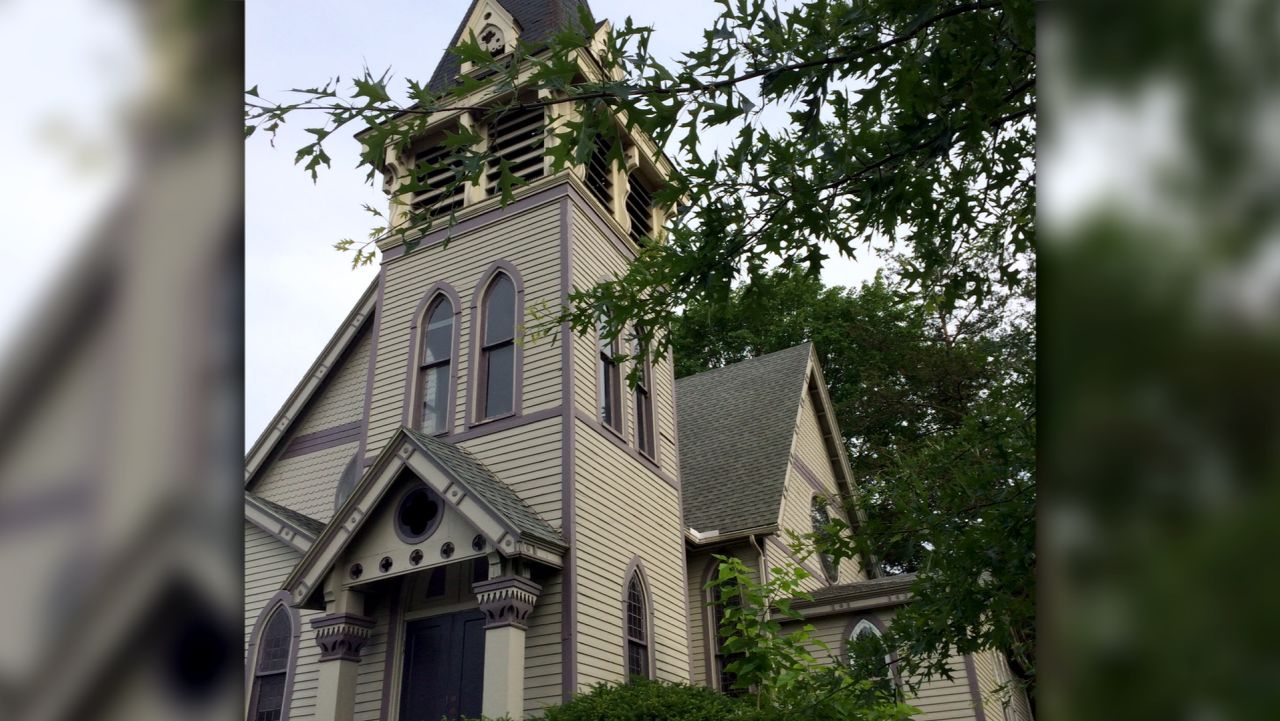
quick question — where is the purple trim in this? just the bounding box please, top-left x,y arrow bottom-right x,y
441,406 -> 561,444
377,579 -> 404,721
466,260 -> 526,427
358,270 -> 387,468
379,184 -> 572,264
279,421 -> 363,459
620,557 -> 657,681
699,556 -> 725,689
632,349 -> 659,466
557,196 -> 579,702
764,534 -> 827,585
791,455 -> 832,497
400,282 -> 464,434
245,591 -> 301,721
310,612 -> 377,662
571,408 -> 679,489
245,496 -> 317,550
474,575 -> 543,630
668,358 -> 693,679
964,654 -> 989,721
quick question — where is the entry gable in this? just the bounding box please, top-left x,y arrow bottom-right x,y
282,426 -> 565,608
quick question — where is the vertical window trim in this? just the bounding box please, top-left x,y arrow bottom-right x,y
468,261 -> 525,426
406,285 -> 461,436
632,331 -> 656,460
598,316 -> 623,432
621,557 -> 655,682
245,591 -> 301,721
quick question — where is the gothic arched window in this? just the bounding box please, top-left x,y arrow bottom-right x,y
417,294 -> 455,434
847,617 -> 898,691
248,604 -> 295,721
811,496 -> 839,582
477,272 -> 516,420
708,562 -> 745,694
624,568 -> 651,681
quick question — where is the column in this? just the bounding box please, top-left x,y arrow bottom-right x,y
473,575 -> 542,720
310,587 -> 373,721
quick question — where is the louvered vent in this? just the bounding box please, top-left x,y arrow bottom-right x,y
626,173 -> 655,244
585,141 -> 614,212
485,106 -> 546,194
408,142 -> 465,218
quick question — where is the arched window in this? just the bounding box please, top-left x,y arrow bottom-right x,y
598,316 -> 621,430
632,331 -> 654,457
417,294 -> 455,434
811,496 -> 839,582
624,569 -> 651,681
707,562 -> 745,694
477,272 -> 516,419
248,604 -> 295,721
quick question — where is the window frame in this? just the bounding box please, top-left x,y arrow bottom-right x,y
415,291 -> 457,435
705,560 -> 746,694
598,316 -> 623,433
470,262 -> 524,424
632,331 -> 656,459
621,558 -> 655,683
810,495 -> 840,583
245,592 -> 300,721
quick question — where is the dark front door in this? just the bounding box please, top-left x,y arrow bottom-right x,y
399,610 -> 486,721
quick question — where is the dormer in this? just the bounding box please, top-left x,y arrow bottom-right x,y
458,0 -> 522,74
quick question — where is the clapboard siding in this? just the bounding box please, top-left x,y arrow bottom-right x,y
793,608 -> 984,721
252,441 -> 359,523
458,416 -> 562,526
524,572 -> 564,716
351,603 -> 392,721
365,200 -> 564,457
572,420 -> 690,689
567,204 -> 681,478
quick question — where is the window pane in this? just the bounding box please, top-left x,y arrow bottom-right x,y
627,641 -> 648,680
251,673 -> 285,721
423,299 -> 453,364
483,274 -> 515,345
636,387 -> 653,455
627,578 -> 646,642
483,343 -> 514,417
421,364 -> 450,433
257,608 -> 291,673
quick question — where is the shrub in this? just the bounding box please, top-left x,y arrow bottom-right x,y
539,679 -> 744,721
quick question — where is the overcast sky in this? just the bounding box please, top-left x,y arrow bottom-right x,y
243,0 -> 885,448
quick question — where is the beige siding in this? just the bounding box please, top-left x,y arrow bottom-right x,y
971,649 -> 1032,721
793,608 -> 983,721
252,441 -> 359,523
245,521 -> 327,721
351,603 -> 393,721
295,326 -> 372,436
566,203 -> 680,479
459,415 -> 562,526
524,573 -> 564,716
366,200 -> 564,456
572,419 -> 690,688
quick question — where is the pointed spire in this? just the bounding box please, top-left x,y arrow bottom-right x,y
427,0 -> 597,92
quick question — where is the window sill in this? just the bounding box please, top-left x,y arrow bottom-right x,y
600,419 -> 626,442
470,412 -> 516,429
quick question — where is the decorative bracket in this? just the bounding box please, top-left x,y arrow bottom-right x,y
473,576 -> 542,630
311,612 -> 376,662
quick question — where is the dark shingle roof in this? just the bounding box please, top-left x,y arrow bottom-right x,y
428,0 -> 596,92
677,343 -> 814,535
248,492 -> 326,538
796,573 -> 918,606
404,427 -> 566,549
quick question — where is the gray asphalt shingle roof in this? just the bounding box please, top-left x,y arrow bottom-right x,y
796,573 -> 918,605
676,343 -> 814,535
404,427 -> 566,549
427,0 -> 597,92
248,492 -> 326,538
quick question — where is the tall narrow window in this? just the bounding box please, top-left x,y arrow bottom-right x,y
248,606 -> 293,721
848,619 -> 898,691
811,497 -> 839,582
625,570 -> 651,681
478,272 -> 516,419
418,295 -> 454,434
633,333 -> 655,457
598,317 -> 621,430
709,563 -> 745,694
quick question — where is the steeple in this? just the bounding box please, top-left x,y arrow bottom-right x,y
427,0 -> 597,92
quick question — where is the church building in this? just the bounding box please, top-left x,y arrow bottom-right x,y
244,2 -> 1031,721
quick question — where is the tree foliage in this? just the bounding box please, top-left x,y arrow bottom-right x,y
672,268 -> 1035,704
245,0 -> 1034,358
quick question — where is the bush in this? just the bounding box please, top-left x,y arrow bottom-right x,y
540,679 -> 744,721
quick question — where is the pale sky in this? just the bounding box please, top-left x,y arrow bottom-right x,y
244,0 -> 884,448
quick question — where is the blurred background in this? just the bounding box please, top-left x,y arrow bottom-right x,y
0,0 -> 1275,719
